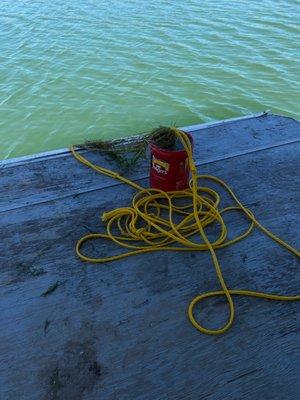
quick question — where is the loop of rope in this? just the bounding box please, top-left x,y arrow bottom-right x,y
70,129 -> 299,335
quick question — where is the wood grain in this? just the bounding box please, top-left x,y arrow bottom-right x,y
0,114 -> 299,400
1,114 -> 298,214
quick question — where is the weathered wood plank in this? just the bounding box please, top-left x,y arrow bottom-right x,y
0,135 -> 299,400
0,114 -> 298,213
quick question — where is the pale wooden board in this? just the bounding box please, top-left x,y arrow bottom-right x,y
0,115 -> 299,400
0,114 -> 298,213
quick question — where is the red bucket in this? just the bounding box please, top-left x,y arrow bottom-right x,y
149,132 -> 193,191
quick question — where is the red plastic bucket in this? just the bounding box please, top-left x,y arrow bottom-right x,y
149,132 -> 193,191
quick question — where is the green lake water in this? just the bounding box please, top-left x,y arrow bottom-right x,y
0,0 -> 299,159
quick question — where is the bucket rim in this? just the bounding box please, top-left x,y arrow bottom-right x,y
150,131 -> 193,155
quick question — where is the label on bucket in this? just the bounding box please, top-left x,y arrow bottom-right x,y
152,155 -> 169,175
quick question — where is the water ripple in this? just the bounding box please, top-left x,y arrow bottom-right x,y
0,0 -> 299,159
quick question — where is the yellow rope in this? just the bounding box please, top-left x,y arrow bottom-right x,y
70,129 -> 299,335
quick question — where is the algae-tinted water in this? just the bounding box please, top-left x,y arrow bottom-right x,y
0,0 -> 299,159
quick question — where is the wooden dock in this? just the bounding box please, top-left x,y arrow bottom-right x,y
0,113 -> 299,400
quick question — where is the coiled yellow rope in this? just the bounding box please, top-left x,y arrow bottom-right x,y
70,129 -> 299,335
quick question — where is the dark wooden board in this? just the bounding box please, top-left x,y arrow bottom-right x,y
0,114 -> 299,400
